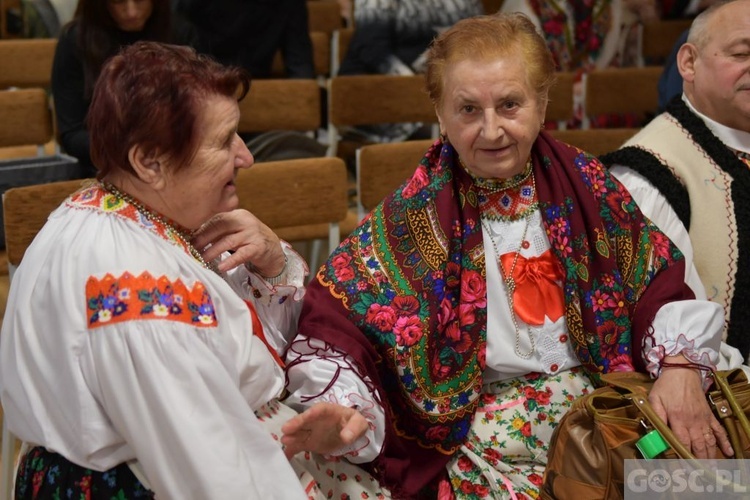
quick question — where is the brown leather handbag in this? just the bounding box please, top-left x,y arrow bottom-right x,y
540,369 -> 750,500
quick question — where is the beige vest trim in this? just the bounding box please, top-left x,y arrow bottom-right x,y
625,114 -> 737,340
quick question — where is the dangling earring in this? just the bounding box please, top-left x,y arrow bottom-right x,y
440,133 -> 449,144
540,121 -> 546,131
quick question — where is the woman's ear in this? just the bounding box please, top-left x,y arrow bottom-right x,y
128,144 -> 166,189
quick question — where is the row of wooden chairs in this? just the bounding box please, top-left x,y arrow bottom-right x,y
641,18 -> 692,65
325,67 -> 659,157
0,80 -> 322,161
0,14 -> 691,86
0,67 -> 657,160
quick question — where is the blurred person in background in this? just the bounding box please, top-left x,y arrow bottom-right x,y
51,0 -> 196,175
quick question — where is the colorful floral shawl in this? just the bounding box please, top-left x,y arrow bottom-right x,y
530,0 -> 613,71
296,131 -> 692,497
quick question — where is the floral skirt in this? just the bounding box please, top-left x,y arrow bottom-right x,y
445,368 -> 594,500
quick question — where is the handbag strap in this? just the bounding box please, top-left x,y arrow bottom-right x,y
711,370 -> 750,442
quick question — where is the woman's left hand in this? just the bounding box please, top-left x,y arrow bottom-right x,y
649,355 -> 734,459
192,209 -> 285,275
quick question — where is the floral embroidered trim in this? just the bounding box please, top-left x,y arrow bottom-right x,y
474,160 -> 539,221
69,184 -> 196,261
86,272 -> 218,329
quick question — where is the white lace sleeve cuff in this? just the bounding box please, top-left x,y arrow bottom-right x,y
643,300 -> 723,390
244,242 -> 307,305
285,336 -> 385,463
644,334 -> 717,390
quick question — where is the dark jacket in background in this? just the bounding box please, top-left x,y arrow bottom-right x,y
172,0 -> 315,79
51,21 -> 196,174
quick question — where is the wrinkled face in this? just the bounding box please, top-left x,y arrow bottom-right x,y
107,0 -> 153,32
436,56 -> 547,180
163,94 -> 253,230
683,0 -> 750,131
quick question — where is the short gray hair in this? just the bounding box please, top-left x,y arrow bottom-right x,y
687,0 -> 742,49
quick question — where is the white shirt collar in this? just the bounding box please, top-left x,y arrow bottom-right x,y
682,94 -> 750,156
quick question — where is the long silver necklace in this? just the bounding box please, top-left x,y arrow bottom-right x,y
480,173 -> 538,359
101,182 -> 217,272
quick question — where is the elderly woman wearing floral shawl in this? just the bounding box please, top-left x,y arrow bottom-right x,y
280,13 -> 742,499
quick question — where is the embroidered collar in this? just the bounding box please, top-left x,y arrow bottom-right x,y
462,158 -> 538,221
68,183 -> 205,267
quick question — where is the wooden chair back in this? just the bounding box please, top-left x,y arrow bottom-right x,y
307,0 -> 344,34
642,19 -> 691,64
0,87 -> 56,159
328,75 -> 435,126
238,79 -> 321,133
548,128 -> 640,157
0,38 -> 57,89
270,30 -> 330,77
356,139 -> 433,217
3,178 -> 88,269
310,31 -> 331,77
546,71 -> 576,124
481,0 -> 505,12
0,88 -> 53,149
327,74 -> 436,156
331,27 -> 354,76
235,156 -> 357,249
583,66 -> 662,124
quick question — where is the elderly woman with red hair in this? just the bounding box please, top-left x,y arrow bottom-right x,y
0,42 -> 388,499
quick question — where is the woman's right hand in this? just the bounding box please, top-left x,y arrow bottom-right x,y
192,209 -> 285,275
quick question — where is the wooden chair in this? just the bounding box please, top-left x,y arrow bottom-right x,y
546,71 -> 576,127
237,79 -> 321,134
327,74 -> 437,157
0,87 -> 55,159
330,27 -> 354,76
270,30 -> 330,78
549,128 -> 640,157
1,177 -> 91,500
310,31 -> 331,77
0,88 -> 76,276
481,0 -> 505,13
307,0 -> 344,35
641,19 -> 692,65
235,156 -> 359,272
355,139 -> 433,219
0,38 -> 57,89
583,66 -> 663,127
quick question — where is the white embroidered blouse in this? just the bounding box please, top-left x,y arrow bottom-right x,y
0,184 -> 310,499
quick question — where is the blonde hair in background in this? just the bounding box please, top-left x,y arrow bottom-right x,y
424,12 -> 557,109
